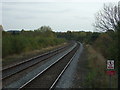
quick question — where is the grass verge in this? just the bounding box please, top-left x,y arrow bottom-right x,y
2,42 -> 68,68
84,44 -> 118,88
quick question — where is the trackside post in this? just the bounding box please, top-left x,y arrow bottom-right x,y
106,60 -> 116,88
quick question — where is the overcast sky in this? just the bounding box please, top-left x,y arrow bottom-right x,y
1,0 -> 119,32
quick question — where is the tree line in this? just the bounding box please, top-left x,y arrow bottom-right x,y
56,2 -> 119,67
2,26 -> 66,58
56,30 -> 118,64
2,2 -> 119,66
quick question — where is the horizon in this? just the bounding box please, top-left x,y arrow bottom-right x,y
1,1 -> 119,32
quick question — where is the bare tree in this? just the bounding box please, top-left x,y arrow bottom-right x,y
94,2 -> 120,32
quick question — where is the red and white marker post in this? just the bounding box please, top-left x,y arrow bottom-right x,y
106,60 -> 116,88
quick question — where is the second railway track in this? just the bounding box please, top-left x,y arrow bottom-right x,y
19,42 -> 80,89
2,43 -> 72,80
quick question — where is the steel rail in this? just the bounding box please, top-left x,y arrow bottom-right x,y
3,44 -> 69,70
19,42 -> 78,89
49,43 -> 80,89
2,43 -> 72,80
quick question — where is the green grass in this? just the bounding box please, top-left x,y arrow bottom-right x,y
2,31 -> 66,58
84,45 -> 118,88
2,42 -> 67,67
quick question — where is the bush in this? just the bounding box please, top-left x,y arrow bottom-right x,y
2,29 -> 66,58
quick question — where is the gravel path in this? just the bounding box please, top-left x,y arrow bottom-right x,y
55,43 -> 89,88
4,43 -> 77,88
55,43 -> 84,88
72,45 -> 88,88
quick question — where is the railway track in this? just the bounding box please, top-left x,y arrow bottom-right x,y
19,42 -> 80,89
2,43 -> 73,81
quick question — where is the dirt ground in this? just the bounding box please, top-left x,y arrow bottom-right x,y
72,46 -> 89,88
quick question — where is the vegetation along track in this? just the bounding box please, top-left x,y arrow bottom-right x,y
19,42 -> 80,89
2,42 -> 73,81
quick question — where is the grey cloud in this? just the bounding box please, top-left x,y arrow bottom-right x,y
2,2 -> 107,31
3,5 -> 71,14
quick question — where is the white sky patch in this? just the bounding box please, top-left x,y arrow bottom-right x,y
2,1 -> 119,32
0,1 -> 2,25
2,0 -> 120,3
